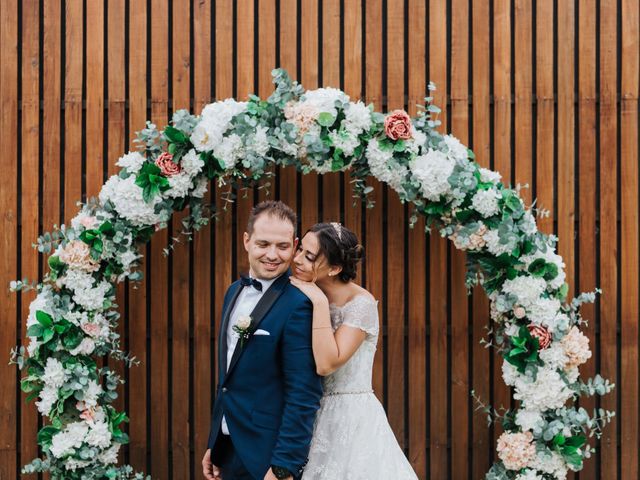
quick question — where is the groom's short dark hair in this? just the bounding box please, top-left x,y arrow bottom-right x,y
247,200 -> 297,236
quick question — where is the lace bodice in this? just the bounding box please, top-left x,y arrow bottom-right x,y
322,295 -> 379,394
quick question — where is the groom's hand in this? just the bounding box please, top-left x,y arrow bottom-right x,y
202,449 -> 222,479
264,468 -> 292,480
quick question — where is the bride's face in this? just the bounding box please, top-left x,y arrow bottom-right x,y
292,232 -> 331,282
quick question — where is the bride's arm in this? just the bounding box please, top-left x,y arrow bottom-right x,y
289,277 -> 366,376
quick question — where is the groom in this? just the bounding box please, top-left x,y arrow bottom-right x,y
202,201 -> 323,480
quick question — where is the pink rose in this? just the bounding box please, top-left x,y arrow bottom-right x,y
155,152 -> 181,176
384,109 -> 413,140
81,322 -> 102,337
528,324 -> 552,349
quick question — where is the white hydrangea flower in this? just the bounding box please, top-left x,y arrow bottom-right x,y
410,149 -> 455,201
251,125 -> 271,157
410,127 -> 427,154
190,99 -> 247,152
501,276 -> 547,308
62,268 -> 95,294
528,450 -> 569,479
483,229 -> 515,256
479,167 -> 502,185
191,177 -> 209,199
515,469 -> 544,480
301,87 -> 349,118
539,342 -> 569,370
85,419 -> 112,448
514,367 -> 574,411
42,357 -> 68,387
99,175 -> 164,227
115,151 -> 146,174
69,337 -> 96,356
213,134 -> 245,170
502,360 -> 522,387
443,134 -> 469,161
36,384 -> 60,416
165,171 -> 194,199
471,188 -> 502,218
27,287 -> 55,329
366,138 -> 408,194
80,380 -> 103,409
65,310 -> 89,327
344,101 -> 371,133
49,421 -> 89,458
527,297 -> 562,332
98,444 -> 121,465
515,409 -> 545,433
329,130 -> 360,157
72,281 -> 111,311
180,149 -> 204,177
520,245 -> 566,290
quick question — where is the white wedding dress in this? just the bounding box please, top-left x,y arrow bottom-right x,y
302,295 -> 419,480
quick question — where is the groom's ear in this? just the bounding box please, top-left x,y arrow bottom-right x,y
293,237 -> 299,250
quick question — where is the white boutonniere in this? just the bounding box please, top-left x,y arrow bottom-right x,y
233,315 -> 253,348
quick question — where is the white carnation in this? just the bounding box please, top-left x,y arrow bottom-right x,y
410,149 -> 455,201
471,188 -> 502,217
116,151 -> 146,174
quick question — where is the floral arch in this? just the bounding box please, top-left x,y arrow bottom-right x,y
10,69 -> 614,480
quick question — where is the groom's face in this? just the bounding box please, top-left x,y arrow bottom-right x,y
243,213 -> 296,280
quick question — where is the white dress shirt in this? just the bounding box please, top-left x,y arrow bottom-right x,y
221,273 -> 278,435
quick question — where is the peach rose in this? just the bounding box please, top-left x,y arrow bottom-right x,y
155,152 -> 181,176
528,324 -> 552,349
384,109 -> 413,140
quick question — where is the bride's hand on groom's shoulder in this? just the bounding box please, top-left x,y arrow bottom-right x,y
201,449 -> 222,479
289,276 -> 328,306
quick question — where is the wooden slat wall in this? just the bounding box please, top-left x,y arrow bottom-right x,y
1,1 -> 638,479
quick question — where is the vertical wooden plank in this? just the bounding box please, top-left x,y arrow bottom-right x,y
429,0 -> 447,475
0,0 -> 18,477
300,0 -> 319,232
19,1 -> 40,476
364,0 -> 384,409
278,0 -> 298,210
171,0 -> 191,476
106,0 -> 126,425
321,0 -> 341,222
491,0 -> 512,455
407,0 -> 427,474
599,0 -> 619,477
342,0 -> 362,283
236,0 -> 255,274
386,0 -> 406,451
86,1 -> 104,198
450,0 -> 469,478
471,0 -> 492,474
620,1 -> 639,478
42,0 -> 62,237
193,0 -> 213,467
258,0 -> 276,205
64,0 -> 83,223
535,0 -> 555,236
127,0 -> 148,471
149,0 -> 170,477
557,0 -> 575,308
577,1 -> 598,478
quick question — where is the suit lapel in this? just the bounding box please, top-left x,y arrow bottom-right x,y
225,271 -> 290,377
219,282 -> 244,382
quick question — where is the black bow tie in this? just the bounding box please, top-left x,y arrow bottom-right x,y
240,275 -> 263,292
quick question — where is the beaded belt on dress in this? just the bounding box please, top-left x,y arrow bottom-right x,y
324,389 -> 374,396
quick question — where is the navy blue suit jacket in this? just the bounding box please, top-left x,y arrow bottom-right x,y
207,270 -> 323,479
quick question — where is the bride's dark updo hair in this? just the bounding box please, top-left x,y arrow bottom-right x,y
307,223 -> 365,283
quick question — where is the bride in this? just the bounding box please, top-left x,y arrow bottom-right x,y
289,222 -> 418,480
